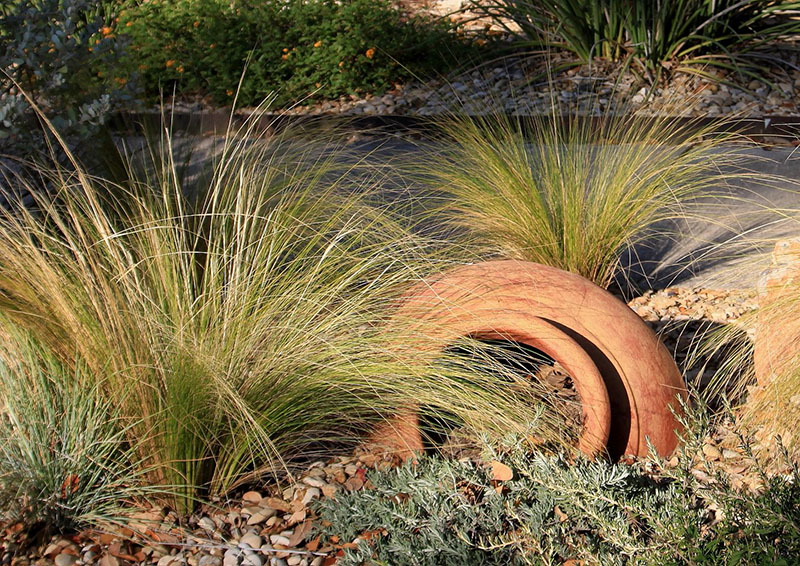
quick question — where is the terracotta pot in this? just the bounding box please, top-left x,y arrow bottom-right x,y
370,260 -> 686,460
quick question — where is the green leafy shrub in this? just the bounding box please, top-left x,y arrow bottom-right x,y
119,0 -> 478,107
470,0 -> 800,81
316,406 -> 800,565
0,0 -> 138,158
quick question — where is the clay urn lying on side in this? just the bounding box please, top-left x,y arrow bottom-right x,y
369,260 -> 686,461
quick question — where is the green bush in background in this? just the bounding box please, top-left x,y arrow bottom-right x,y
119,0 -> 477,107
0,0 -> 138,158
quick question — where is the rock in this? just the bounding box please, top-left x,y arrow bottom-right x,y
269,559 -> 288,566
43,546 -> 60,558
238,534 -> 262,550
268,535 -> 291,547
198,556 -> 222,566
301,487 -> 320,505
222,549 -> 240,566
301,477 -> 325,488
54,555 -> 76,566
198,517 -> 217,532
241,555 -> 262,566
157,557 -> 176,566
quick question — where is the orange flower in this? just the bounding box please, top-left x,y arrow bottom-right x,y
226,90 -> 234,96
313,40 -> 323,48
281,54 -> 289,60
100,26 -> 113,36
193,20 -> 200,27
115,77 -> 128,86
165,59 -> 175,68
365,47 -> 375,59
209,43 -> 216,49
338,61 -> 344,67
282,48 -> 289,53
177,65 -> 184,73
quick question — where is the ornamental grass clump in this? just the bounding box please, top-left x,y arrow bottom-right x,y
0,331 -> 151,533
0,118 -> 563,516
418,111 -> 745,288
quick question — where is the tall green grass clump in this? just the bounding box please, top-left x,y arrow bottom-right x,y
0,119 -> 559,516
418,112 -> 744,288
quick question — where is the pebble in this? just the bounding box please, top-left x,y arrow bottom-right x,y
197,517 -> 216,532
197,557 -> 221,566
300,488 -> 320,505
238,534 -> 262,550
53,556 -> 76,566
222,550 -> 241,566
240,555 -> 262,566
268,536 -> 290,547
301,477 -> 325,488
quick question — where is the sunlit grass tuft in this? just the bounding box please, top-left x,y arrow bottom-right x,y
0,119 -> 570,516
416,111 -> 748,288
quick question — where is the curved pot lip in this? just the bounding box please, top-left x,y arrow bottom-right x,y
463,315 -> 612,457
390,304 -> 612,457
394,259 -> 686,458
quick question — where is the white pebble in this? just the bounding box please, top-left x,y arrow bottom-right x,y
238,533 -> 263,550
301,487 -> 320,505
269,535 -> 291,547
55,554 -> 77,566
